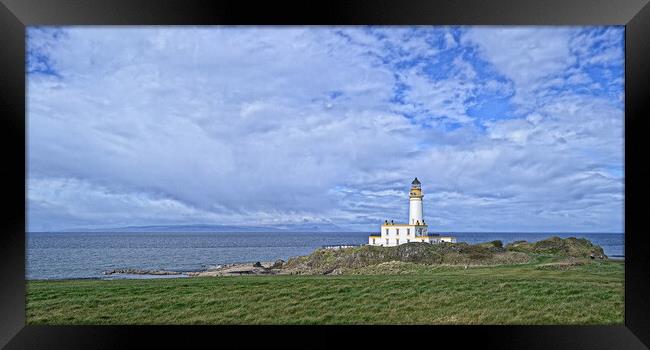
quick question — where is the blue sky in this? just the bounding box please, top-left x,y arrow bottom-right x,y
26,26 -> 624,232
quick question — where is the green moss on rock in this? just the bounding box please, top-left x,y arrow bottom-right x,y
284,237 -> 607,275
284,241 -> 530,274
505,236 -> 606,258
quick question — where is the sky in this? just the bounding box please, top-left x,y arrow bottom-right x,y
26,26 -> 625,233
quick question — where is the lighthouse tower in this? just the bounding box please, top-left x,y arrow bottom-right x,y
409,177 -> 424,225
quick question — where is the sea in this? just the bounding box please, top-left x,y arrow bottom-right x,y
26,231 -> 624,280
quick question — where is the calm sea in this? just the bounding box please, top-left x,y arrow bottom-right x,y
27,231 -> 624,280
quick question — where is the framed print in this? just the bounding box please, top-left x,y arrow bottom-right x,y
1,0 -> 649,348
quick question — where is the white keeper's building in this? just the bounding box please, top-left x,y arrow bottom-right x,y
368,178 -> 457,247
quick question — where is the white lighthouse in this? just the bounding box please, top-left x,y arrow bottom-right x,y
368,178 -> 456,247
409,177 -> 424,225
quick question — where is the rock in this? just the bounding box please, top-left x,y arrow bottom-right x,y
506,236 -> 607,259
282,240 -> 533,274
325,268 -> 342,275
271,259 -> 285,269
253,261 -> 263,268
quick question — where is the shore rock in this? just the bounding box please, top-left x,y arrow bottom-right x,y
271,259 -> 285,269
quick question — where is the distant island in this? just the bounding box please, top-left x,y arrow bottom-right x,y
56,222 -> 346,233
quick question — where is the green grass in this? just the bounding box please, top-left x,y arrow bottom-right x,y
26,258 -> 623,325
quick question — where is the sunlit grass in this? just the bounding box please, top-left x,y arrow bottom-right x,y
26,258 -> 623,325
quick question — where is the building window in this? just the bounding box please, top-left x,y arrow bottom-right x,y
385,228 -> 389,235
396,228 -> 400,234
407,239 -> 410,243
386,239 -> 389,245
407,228 -> 410,235
372,238 -> 375,244
396,238 -> 400,245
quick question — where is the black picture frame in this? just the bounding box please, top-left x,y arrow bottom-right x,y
1,0 -> 649,348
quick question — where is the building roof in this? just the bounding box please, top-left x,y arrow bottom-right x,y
381,223 -> 427,227
412,177 -> 421,185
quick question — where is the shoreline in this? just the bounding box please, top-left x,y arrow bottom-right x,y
28,255 -> 627,282
28,257 -> 626,281
28,232 -> 624,280
29,258 -> 626,282
28,236 -> 625,281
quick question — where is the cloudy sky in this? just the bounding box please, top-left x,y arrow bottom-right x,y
26,26 -> 624,233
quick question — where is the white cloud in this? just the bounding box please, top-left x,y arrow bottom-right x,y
27,26 -> 624,233
462,27 -> 576,112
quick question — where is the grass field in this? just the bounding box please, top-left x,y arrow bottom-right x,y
26,257 -> 624,325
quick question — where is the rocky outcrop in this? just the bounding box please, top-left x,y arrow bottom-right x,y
505,236 -> 606,258
271,259 -> 285,269
282,241 -> 532,275
280,237 -> 607,275
188,261 -> 279,277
